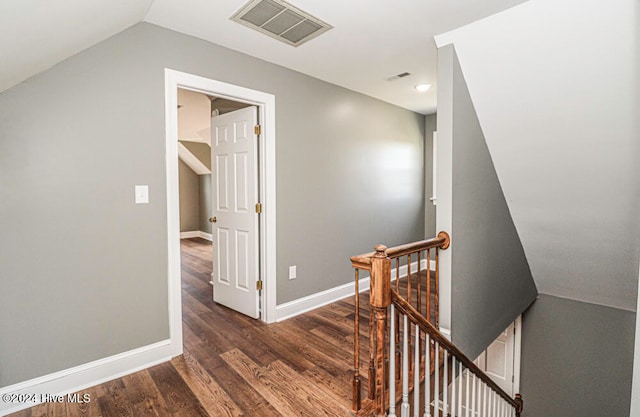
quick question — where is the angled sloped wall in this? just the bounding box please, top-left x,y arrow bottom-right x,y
440,47 -> 538,358
435,0 -> 640,311
180,141 -> 211,171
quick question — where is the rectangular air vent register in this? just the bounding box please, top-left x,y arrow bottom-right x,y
231,0 -> 333,47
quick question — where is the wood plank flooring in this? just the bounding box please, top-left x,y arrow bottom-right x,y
8,238 -> 361,417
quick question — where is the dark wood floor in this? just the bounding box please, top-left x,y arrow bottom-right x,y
9,238 -> 360,417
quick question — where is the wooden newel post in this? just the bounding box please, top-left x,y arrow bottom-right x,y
370,245 -> 391,308
370,244 -> 391,416
515,393 -> 523,417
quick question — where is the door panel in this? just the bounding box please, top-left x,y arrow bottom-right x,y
486,333 -> 508,380
216,154 -> 229,210
236,230 -> 250,290
217,227 -> 230,284
211,106 -> 260,319
235,152 -> 249,211
474,322 -> 515,396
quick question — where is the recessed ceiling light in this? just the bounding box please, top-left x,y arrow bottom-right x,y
415,84 -> 431,92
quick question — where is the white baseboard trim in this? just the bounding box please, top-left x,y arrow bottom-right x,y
276,259 -> 436,322
419,259 -> 438,272
275,275 -> 371,322
180,231 -> 212,241
421,259 -> 438,273
0,340 -> 172,416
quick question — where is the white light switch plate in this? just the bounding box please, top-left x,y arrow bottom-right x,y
135,185 -> 149,204
289,265 -> 297,280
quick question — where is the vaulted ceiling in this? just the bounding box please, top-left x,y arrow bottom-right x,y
1,0 -> 526,114
0,0 -> 154,94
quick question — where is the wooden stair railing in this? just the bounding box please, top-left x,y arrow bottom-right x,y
350,232 -> 524,417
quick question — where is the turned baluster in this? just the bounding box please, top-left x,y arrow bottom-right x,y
370,244 -> 391,415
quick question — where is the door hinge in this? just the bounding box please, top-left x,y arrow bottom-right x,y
256,280 -> 263,291
255,203 -> 263,213
254,125 -> 261,135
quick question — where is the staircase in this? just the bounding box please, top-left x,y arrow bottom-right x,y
350,232 -> 523,417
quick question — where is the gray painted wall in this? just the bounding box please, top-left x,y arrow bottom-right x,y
449,50 -> 537,358
424,113 -> 437,239
178,159 -> 200,232
521,294 -> 635,417
0,22 -> 425,386
0,26 -> 170,387
631,263 -> 640,417
199,174 -> 212,234
273,73 -> 425,301
179,140 -> 212,234
178,158 -> 212,234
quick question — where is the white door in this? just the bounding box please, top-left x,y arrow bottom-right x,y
210,106 -> 260,319
474,321 -> 516,396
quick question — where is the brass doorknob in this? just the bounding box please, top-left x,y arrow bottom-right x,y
209,216 -> 217,223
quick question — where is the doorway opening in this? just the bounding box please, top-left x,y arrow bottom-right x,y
473,316 -> 522,396
165,69 -> 277,357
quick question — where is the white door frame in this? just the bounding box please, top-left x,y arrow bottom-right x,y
164,69 -> 277,357
513,315 -> 522,394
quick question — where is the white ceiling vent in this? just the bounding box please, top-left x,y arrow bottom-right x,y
231,0 -> 333,47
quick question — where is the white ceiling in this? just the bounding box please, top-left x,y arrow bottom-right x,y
0,0 -> 153,93
0,0 -> 527,114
